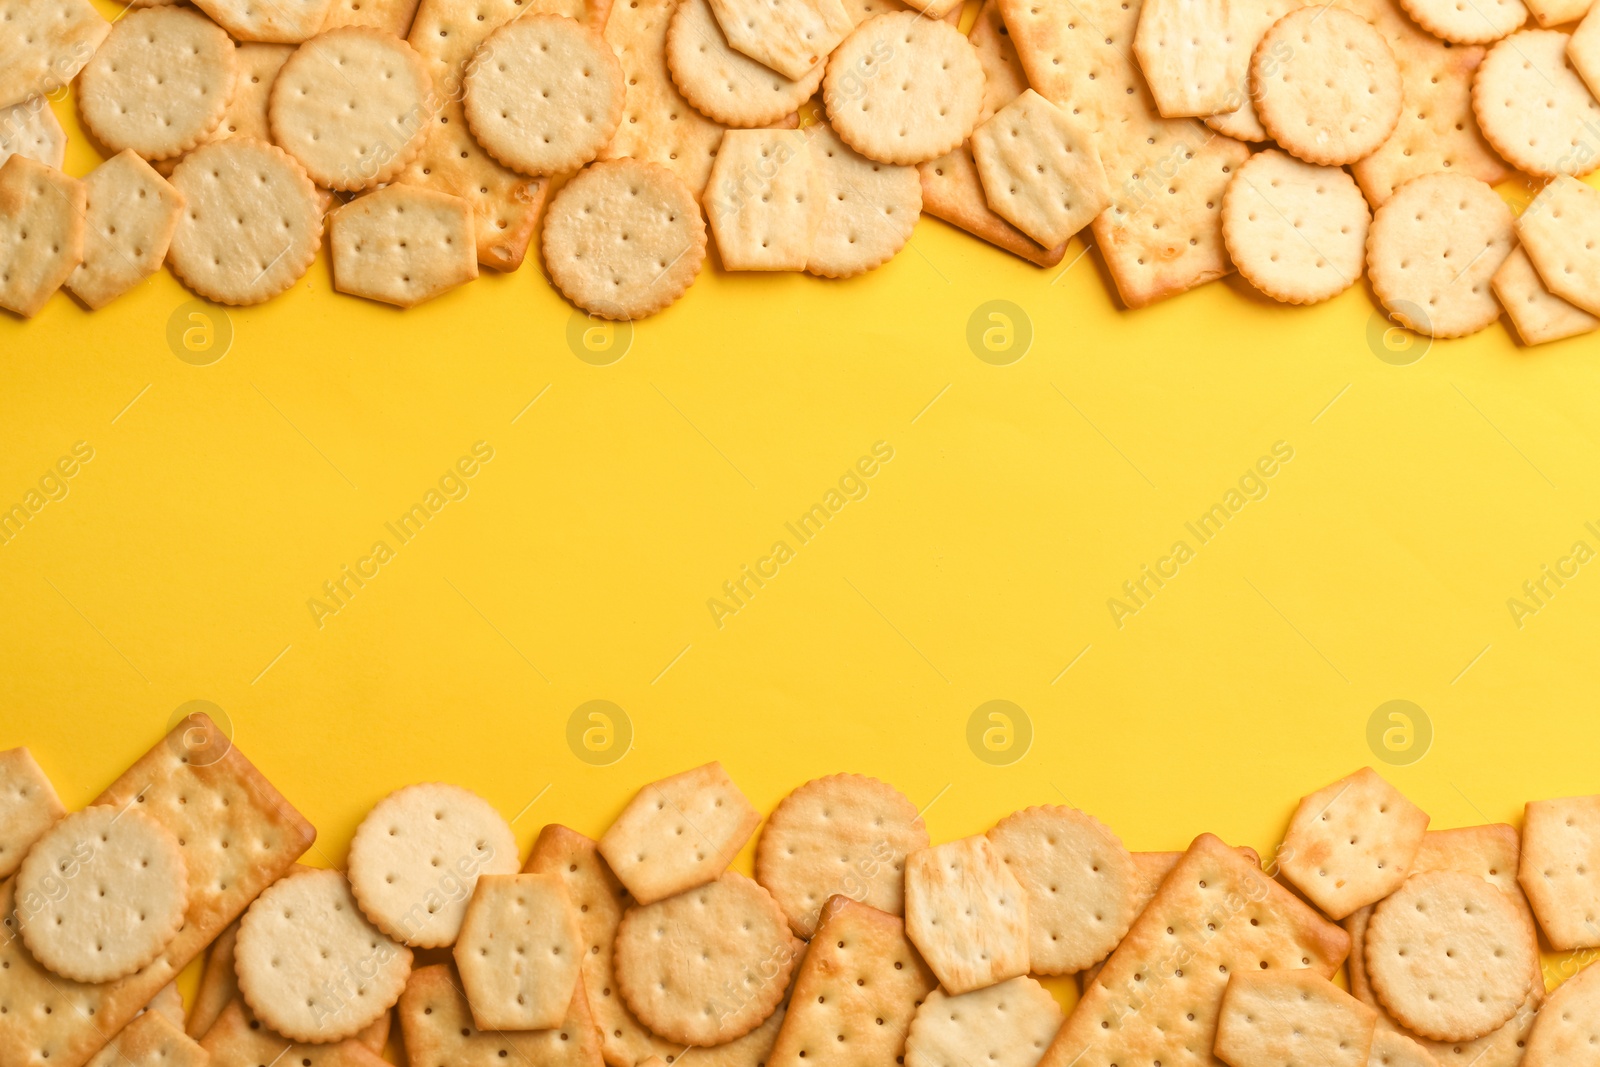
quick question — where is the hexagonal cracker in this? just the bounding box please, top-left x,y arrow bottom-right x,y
1518,793 -> 1600,950
904,835 -> 1029,994
598,762 -> 761,905
1278,767 -> 1429,920
0,0 -> 109,111
706,0 -> 853,80
0,155 -> 84,318
454,874 -> 583,1032
67,151 -> 186,310
1215,970 -> 1377,1067
330,184 -> 479,308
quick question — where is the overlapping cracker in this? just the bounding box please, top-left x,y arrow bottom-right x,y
705,129 -> 817,270
707,0 -> 854,79
454,873 -> 581,1030
201,998 -> 393,1067
1216,970 -> 1377,1067
66,151 -> 186,311
0,155 -> 84,318
1253,8 -> 1402,166
1279,767 -> 1429,920
83,1009 -> 206,1067
187,921 -> 241,1039
329,183 -> 479,307
1519,792 -> 1600,949
0,0 -> 109,111
1521,959 -> 1600,1067
1517,175 -> 1600,319
668,0 -> 826,128
0,747 -> 63,879
399,963 -> 605,1067
1368,1028 -> 1440,1067
971,89 -> 1109,246
599,762 -> 760,904
904,835 -> 1029,994
1399,0 -> 1524,44
905,976 -> 1063,1067
0,99 -> 67,172
1135,0 -> 1299,119
681,1003 -> 788,1067
805,120 -> 921,277
1473,30 -> 1600,179
1222,149 -> 1369,304
192,0 -> 336,42
322,0 -> 424,35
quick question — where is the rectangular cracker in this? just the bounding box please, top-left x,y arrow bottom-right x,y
201,999 -> 389,1067
705,129 -> 815,270
1046,833 -> 1348,1067
1000,0 -> 1251,307
0,714 -> 316,1067
399,964 -> 605,1067
0,0 -> 110,110
0,747 -> 64,879
187,922 -> 240,1039
322,0 -> 423,35
82,1009 -> 207,1067
598,762 -> 760,905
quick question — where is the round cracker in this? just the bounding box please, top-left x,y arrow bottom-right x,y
76,7 -> 236,162
1521,954 -> 1600,1067
1472,30 -> 1600,179
235,867 -> 413,1043
1365,870 -> 1538,1043
1252,7 -> 1402,166
984,806 -> 1137,976
754,774 -> 930,939
1399,0 -> 1525,44
541,158 -> 708,321
17,806 -> 188,983
1366,171 -> 1512,338
347,782 -> 519,949
667,0 -> 824,128
804,120 -> 920,278
614,871 -> 801,1045
463,15 -> 623,177
1222,148 -> 1370,305
270,27 -> 434,191
822,12 -> 985,165
168,138 -> 324,306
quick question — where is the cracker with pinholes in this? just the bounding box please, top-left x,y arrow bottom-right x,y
756,774 -> 929,936
400,963 -> 606,1067
904,835 -> 1028,994
0,0 -> 109,111
0,99 -> 66,172
1278,767 -> 1429,920
705,129 -> 817,270
188,921 -> 241,1039
971,90 -> 1108,247
1574,6 -> 1600,101
767,897 -> 938,1067
270,28 -> 435,192
323,0 -> 424,35
1473,31 -> 1600,179
82,1007 -> 207,1067
1518,792 -> 1600,949
1400,0 -> 1524,44
0,747 -> 63,879
1368,1029 -> 1440,1067
1517,176 -> 1600,319
66,151 -> 185,311
194,0 -> 337,42
1253,8 -> 1402,166
1521,958 -> 1600,1067
681,1003 -> 788,1067
1524,0 -> 1586,30
330,183 -> 479,307
347,782 -> 519,949
201,998 -> 394,1067
453,873 -> 582,1031
220,44 -> 295,146
706,0 -> 853,80
805,121 -> 921,278
668,0 -> 825,128
1222,149 -> 1370,305
1215,970 -> 1377,1067
0,156 -> 83,318
614,871 -> 801,1044
464,16 -> 623,176
824,14 -> 985,166
599,762 -> 760,903
905,977 -> 1063,1067
1135,0 -> 1303,119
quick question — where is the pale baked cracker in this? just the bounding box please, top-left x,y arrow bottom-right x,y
1367,1028 -> 1439,1067
906,977 -> 1063,1067
168,138 -> 324,306
81,1008 -> 206,1067
0,0 -> 108,111
1135,0 -> 1301,119
0,99 -> 66,172
220,44 -> 295,145
755,774 -> 929,937
805,120 -> 921,277
1497,246 -> 1600,342
201,997 -> 394,1067
192,0 -> 337,42
971,89 -> 1108,246
66,150 -> 185,311
904,834 -> 1029,994
1521,959 -> 1600,1067
0,713 -> 317,1067
681,1003 -> 787,1067
0,747 -> 63,880
346,782 -> 519,949
409,0 -> 613,89
1524,0 -> 1588,30
1519,792 -> 1600,949
600,0 -> 728,194
1223,148 -> 1370,304
322,0 -> 424,35
705,128 -> 817,269
1517,175 -> 1600,318
1216,970 -> 1377,1067
330,182 -> 479,306
767,897 -> 938,1067
453,872 -> 581,1031
1474,30 -> 1600,179
1045,833 -> 1349,1067
188,921 -> 240,1039
400,963 -> 605,1067
668,0 -> 825,128
599,762 -> 760,904
707,0 -> 853,79
1253,8 -> 1402,166
1400,0 -> 1524,44
1279,768 -> 1430,921
1575,5 -> 1600,101
1000,0 -> 1252,307
148,984 -> 185,1026
0,154 -> 84,318
614,871 -> 801,1045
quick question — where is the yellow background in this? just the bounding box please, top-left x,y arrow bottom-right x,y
6,1 -> 1600,1025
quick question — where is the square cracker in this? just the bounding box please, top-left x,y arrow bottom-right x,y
1495,245 -> 1599,345
1517,175 -> 1600,319
201,998 -> 388,1067
1278,766 -> 1429,920
706,0 -> 853,80
322,0 -> 424,35
0,156 -> 84,318
971,89 -> 1109,246
1519,792 -> 1600,949
1000,0 -> 1251,307
83,1009 -> 206,1067
0,747 -> 63,879
0,713 -> 316,1067
598,762 -> 761,905
1215,970 -> 1377,1067
67,150 -> 186,311
768,897 -> 938,1067
0,0 -> 109,110
399,964 -> 604,1067
705,129 -> 816,270
904,835 -> 1029,994
1046,834 -> 1348,1067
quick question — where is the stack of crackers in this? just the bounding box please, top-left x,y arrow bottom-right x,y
9,731 -> 1600,1067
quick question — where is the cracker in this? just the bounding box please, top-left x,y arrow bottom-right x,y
1279,768 -> 1429,921
1367,1028 -> 1439,1067
767,897 -> 939,1067
805,120 -> 920,277
1044,834 -> 1349,1067
322,0 -> 424,35
0,0 -> 108,111
66,150 -> 185,311
1575,5 -> 1600,101
346,782 -> 519,949
0,747 -> 63,880
1521,958 -> 1600,1067
192,0 -> 337,42
329,182 -> 479,306
705,128 -> 817,270
0,713 -> 317,1067
167,138 -> 324,306
600,0 -> 728,195
525,824 -> 679,1067
1366,171 -> 1513,338
219,44 -> 295,146
1215,970 -> 1377,1067
1253,7 -> 1402,166
0,99 -> 66,172
614,871 -> 801,1045
1399,0 -> 1524,44
1524,0 -> 1587,30
400,963 -> 605,1067
235,867 -> 413,1043
971,89 -> 1108,246
1518,793 -> 1600,949
148,984 -> 185,1026
1473,30 -> 1600,179
1365,870 -> 1537,1043
1134,0 -> 1302,118
823,14 -> 985,165
1517,175 -> 1600,318
668,0 -> 825,128
904,834 -> 1028,994
270,28 -> 435,191
82,1009 -> 206,1067
681,1003 -> 788,1067
201,997 -> 394,1067
706,0 -> 853,79
598,762 -> 759,903
1493,245 -> 1599,344
1222,148 -> 1370,304
905,976 -> 1063,1067
188,921 -> 241,1039
453,873 -> 581,1031
0,155 -> 82,319
755,774 -> 928,937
